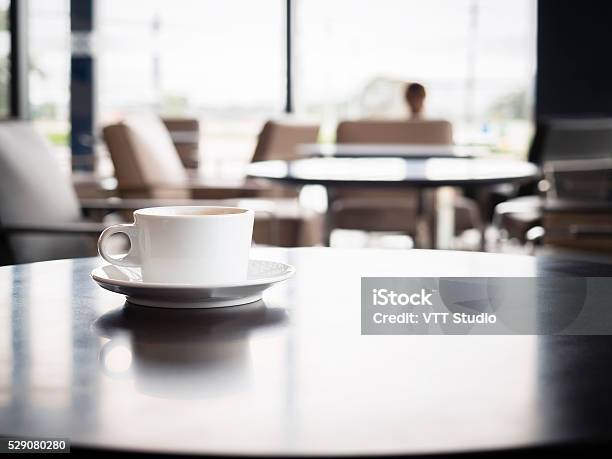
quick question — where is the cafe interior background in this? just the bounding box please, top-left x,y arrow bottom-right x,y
0,0 -> 608,260
2,0 -> 612,455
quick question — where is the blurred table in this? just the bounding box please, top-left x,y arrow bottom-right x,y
299,142 -> 490,158
248,157 -> 539,248
1,248 -> 612,455
71,171 -> 118,199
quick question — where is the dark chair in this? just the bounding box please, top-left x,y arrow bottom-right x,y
543,199 -> 612,252
540,159 -> 612,252
494,118 -> 612,244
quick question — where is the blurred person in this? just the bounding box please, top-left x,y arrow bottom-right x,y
404,82 -> 426,119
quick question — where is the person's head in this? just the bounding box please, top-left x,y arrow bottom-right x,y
405,82 -> 426,117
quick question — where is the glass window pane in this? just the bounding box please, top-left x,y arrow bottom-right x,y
0,0 -> 10,118
97,0 -> 285,177
294,0 -> 536,154
28,0 -> 71,165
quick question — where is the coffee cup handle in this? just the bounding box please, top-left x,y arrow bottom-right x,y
98,224 -> 141,268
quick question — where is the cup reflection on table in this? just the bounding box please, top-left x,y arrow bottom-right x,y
94,301 -> 287,399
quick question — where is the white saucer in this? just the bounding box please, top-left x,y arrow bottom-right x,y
91,259 -> 295,309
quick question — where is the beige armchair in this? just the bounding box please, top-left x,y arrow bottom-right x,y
103,113 -> 263,199
161,117 -> 200,169
102,115 -> 323,246
248,120 -> 323,244
251,120 -> 319,199
103,114 -> 188,199
329,119 -> 481,247
252,120 -> 319,162
336,119 -> 453,144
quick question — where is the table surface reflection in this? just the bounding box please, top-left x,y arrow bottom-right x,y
298,143 -> 489,158
248,157 -> 539,187
1,248 -> 612,456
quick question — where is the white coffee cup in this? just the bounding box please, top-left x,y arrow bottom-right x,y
98,206 -> 254,285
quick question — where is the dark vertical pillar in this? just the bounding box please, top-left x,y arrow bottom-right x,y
70,0 -> 95,171
9,0 -> 29,119
536,0 -> 612,119
284,0 -> 293,113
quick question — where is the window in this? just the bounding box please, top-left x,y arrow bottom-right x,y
23,0 -> 536,176
0,0 -> 10,117
97,0 -> 285,177
294,0 -> 536,154
28,0 -> 71,162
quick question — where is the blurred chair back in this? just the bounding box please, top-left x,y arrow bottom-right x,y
328,119 -> 454,242
545,159 -> 612,202
336,119 -> 453,144
252,120 -> 320,162
537,118 -> 612,201
162,117 -> 200,169
496,119 -> 612,245
333,119 -> 453,201
537,118 -> 612,163
0,121 -> 90,264
536,119 -> 612,252
103,113 -> 190,199
543,200 -> 612,252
